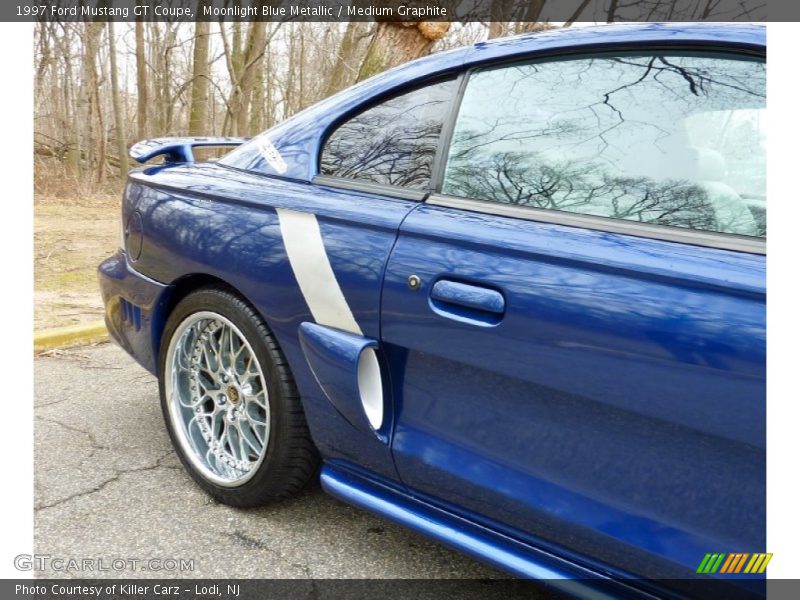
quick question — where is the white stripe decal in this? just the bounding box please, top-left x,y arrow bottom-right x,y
276,208 -> 363,336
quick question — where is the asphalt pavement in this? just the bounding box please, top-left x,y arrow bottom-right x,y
33,343 -> 509,580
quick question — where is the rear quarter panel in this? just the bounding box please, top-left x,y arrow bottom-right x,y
123,163 -> 414,481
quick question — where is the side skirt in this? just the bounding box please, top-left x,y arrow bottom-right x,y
319,462 -> 657,600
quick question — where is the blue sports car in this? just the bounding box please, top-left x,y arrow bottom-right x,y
99,23 -> 766,597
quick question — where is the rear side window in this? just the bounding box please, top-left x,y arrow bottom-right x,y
442,54 -> 766,238
320,79 -> 456,190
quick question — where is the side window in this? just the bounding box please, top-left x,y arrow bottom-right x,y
320,79 -> 456,190
442,54 -> 766,238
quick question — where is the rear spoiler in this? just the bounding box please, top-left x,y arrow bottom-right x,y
128,137 -> 250,164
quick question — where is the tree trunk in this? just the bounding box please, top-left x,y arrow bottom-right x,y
35,24 -> 51,93
325,22 -> 372,97
520,0 -> 546,23
249,68 -> 264,133
564,0 -> 594,26
356,21 -> 450,83
607,0 -> 620,22
80,22 -> 104,184
514,0 -> 550,34
515,22 -> 553,35
233,21 -> 267,135
135,16 -> 147,140
188,20 -> 210,136
221,21 -> 243,135
57,26 -> 80,172
107,22 -> 128,180
232,22 -> 243,75
220,19 -> 271,136
263,46 -> 274,128
154,25 -> 177,134
488,0 -> 514,39
487,22 -> 508,39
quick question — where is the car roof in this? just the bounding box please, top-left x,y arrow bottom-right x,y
460,22 -> 762,68
353,22 -> 764,96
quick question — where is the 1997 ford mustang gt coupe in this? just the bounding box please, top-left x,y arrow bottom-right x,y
99,23 -> 766,598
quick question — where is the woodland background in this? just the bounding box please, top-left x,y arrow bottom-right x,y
33,16 -> 566,331
30,0 -> 763,332
33,18 -> 566,192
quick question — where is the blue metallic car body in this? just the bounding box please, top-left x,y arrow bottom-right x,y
99,23 -> 766,598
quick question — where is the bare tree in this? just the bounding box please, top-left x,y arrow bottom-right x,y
488,0 -> 513,39
357,21 -> 450,82
107,22 -> 127,179
135,16 -> 147,140
80,22 -> 105,183
220,18 -> 277,136
607,0 -> 620,22
33,20 -> 489,192
489,0 -> 552,38
325,21 -> 373,96
188,19 -> 210,136
564,0 -> 594,26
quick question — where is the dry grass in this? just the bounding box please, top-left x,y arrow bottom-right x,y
34,158 -> 122,330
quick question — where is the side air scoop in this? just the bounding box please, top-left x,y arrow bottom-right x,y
297,322 -> 386,440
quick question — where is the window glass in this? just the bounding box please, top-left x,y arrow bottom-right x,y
320,79 -> 455,189
442,54 -> 766,237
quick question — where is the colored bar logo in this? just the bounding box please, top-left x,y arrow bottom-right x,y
697,553 -> 772,574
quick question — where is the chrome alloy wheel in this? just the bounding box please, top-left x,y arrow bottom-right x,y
165,311 -> 270,487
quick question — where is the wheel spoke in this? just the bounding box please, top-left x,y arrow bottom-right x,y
241,355 -> 257,380
220,325 -> 233,371
238,419 -> 263,456
177,337 -> 193,371
227,421 -> 239,461
244,402 -> 267,425
228,325 -> 240,363
244,413 -> 266,445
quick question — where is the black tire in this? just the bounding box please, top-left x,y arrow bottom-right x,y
158,286 -> 319,507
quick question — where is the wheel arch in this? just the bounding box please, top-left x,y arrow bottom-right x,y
152,272 -> 271,375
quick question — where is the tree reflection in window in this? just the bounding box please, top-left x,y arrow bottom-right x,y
443,54 -> 766,237
320,79 -> 456,190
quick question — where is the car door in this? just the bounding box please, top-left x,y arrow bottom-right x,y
381,50 -> 766,579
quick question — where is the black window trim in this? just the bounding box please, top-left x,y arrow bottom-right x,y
312,174 -> 427,201
427,193 -> 766,255
313,74 -> 461,201
428,43 -> 766,255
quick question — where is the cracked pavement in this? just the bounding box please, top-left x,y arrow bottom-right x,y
34,343 -> 507,579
